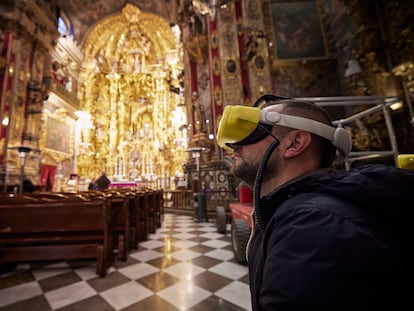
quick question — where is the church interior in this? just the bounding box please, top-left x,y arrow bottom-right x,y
0,0 -> 413,310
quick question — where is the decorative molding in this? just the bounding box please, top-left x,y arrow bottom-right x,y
224,59 -> 238,79
214,86 -> 223,106
210,30 -> 218,49
212,56 -> 221,76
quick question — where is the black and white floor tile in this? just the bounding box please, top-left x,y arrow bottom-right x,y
0,213 -> 252,310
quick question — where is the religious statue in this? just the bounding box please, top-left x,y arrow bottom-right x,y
192,91 -> 207,134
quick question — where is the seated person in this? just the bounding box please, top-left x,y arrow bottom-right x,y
94,172 -> 110,190
22,179 -> 36,193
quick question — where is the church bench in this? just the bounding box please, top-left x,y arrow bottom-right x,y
28,190 -> 131,260
134,190 -> 150,242
106,193 -> 130,260
78,190 -> 131,259
82,188 -> 150,250
0,199 -> 114,277
153,189 -> 164,229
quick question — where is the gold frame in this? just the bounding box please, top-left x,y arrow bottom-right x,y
224,59 -> 238,79
40,109 -> 74,163
271,0 -> 327,60
253,54 -> 266,75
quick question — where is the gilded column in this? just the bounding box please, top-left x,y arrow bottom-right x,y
217,1 -> 244,107
241,0 -> 272,101
0,33 -> 15,165
209,10 -> 223,160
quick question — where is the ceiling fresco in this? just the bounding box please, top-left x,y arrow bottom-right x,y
55,0 -> 178,43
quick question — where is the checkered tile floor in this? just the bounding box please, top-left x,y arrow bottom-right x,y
0,213 -> 252,310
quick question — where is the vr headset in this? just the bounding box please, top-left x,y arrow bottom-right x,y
216,98 -> 352,162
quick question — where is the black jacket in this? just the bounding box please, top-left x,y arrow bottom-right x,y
94,174 -> 111,190
248,164 -> 414,311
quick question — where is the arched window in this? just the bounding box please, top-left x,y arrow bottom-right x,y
57,10 -> 74,37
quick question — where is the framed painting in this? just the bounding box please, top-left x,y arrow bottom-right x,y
326,0 -> 357,53
44,116 -> 71,154
271,1 -> 327,60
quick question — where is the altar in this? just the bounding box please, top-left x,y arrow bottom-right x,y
109,181 -> 137,189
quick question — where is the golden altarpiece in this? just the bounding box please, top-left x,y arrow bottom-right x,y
77,4 -> 188,188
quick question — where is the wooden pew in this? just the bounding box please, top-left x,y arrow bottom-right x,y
79,190 -> 131,259
154,189 -> 164,229
106,192 -> 130,261
143,189 -> 164,233
108,188 -> 149,245
33,190 -> 130,261
137,190 -> 150,241
77,187 -> 163,247
145,189 -> 157,234
0,193 -> 41,204
0,199 -> 114,277
110,189 -> 140,250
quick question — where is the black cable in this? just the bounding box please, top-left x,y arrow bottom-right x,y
253,136 -> 280,233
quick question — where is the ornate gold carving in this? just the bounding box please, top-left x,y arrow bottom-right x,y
213,56 -> 221,76
223,27 -> 235,50
122,3 -> 142,23
210,30 -> 218,49
223,82 -> 243,106
214,86 -> 223,106
78,4 -> 187,182
185,35 -> 209,64
247,0 -> 260,19
216,0 -> 244,108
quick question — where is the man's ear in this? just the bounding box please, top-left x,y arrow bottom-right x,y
283,130 -> 312,159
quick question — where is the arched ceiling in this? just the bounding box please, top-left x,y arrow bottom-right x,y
54,0 -> 179,44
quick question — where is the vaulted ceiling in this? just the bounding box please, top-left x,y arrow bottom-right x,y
55,0 -> 179,44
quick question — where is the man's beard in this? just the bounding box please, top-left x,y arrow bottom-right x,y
231,160 -> 258,187
231,156 -> 278,187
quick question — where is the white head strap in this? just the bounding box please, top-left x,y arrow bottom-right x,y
261,107 -> 352,162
